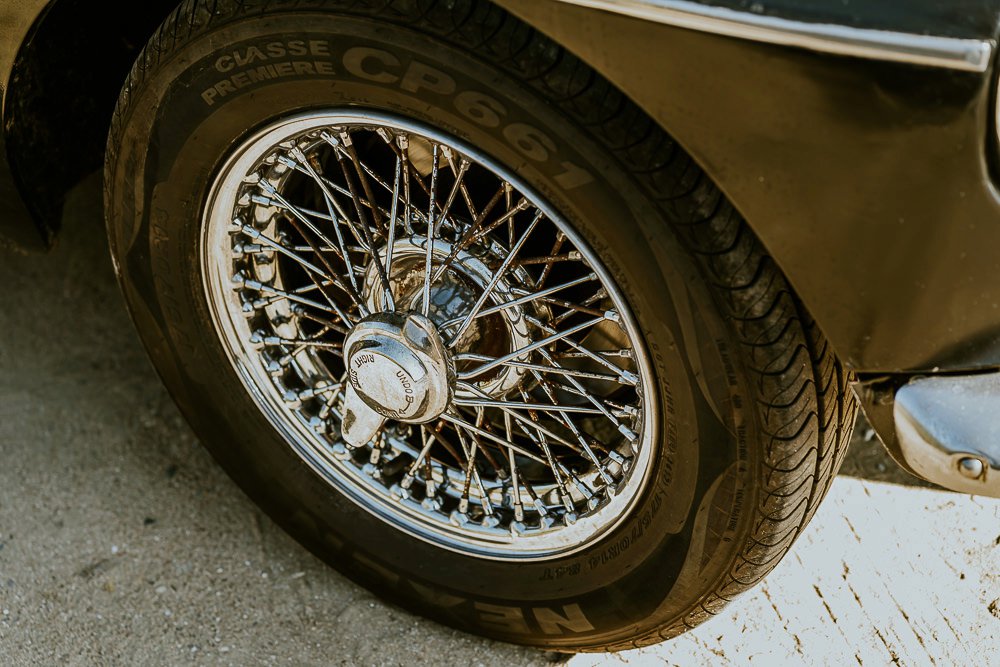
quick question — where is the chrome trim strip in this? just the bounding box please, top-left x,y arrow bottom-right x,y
555,0 -> 994,72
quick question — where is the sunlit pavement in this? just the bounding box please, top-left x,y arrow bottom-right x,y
571,471 -> 1000,666
2,174 -> 998,665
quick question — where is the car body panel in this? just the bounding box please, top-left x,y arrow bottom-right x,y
0,0 -> 48,79
4,0 -> 1000,373
498,0 -> 1000,373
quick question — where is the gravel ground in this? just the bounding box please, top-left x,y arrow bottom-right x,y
1,173 -> 998,665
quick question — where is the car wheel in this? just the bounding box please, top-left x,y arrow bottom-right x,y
104,0 -> 857,651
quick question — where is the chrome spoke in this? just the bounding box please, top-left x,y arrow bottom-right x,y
452,397 -> 604,415
446,209 -> 542,346
452,353 -> 635,385
439,273 -> 597,330
421,143 -> 441,316
458,315 -> 605,380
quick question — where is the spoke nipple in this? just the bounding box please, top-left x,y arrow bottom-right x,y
277,155 -> 299,171
329,442 -> 353,461
607,450 -> 626,465
621,369 -> 639,385
230,216 -> 245,230
400,473 -> 415,490
449,510 -> 470,527
241,302 -> 256,315
481,515 -> 501,529
282,390 -> 302,408
338,131 -> 353,147
532,498 -> 548,516
231,271 -> 247,288
539,515 -> 557,529
618,424 -> 638,443
510,521 -> 526,536
308,416 -> 326,433
421,496 -> 442,511
257,179 -> 277,195
604,310 -> 621,323
587,496 -> 601,511
396,135 -> 409,150
249,330 -> 266,348
563,512 -> 578,526
606,483 -> 619,496
362,462 -> 382,479
250,194 -> 274,207
265,359 -> 283,374
375,128 -> 392,143
389,483 -> 410,501
242,172 -> 261,185
458,498 -> 470,515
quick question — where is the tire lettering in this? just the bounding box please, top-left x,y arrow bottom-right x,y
343,46 -> 400,83
474,602 -> 530,634
400,61 -> 455,96
343,551 -> 598,637
215,55 -> 235,73
213,39 -> 332,73
234,45 -> 268,68
553,160 -> 594,189
309,40 -> 331,57
454,90 -> 506,128
198,40 -> 594,190
503,122 -> 556,162
202,60 -> 333,105
533,604 -> 595,635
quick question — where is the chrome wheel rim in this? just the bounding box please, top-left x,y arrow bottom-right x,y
201,111 -> 659,560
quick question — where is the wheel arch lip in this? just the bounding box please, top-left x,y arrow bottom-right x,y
0,0 -> 52,251
0,0 -> 179,251
552,0 -> 995,72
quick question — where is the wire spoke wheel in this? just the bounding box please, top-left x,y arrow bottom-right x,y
202,112 -> 658,559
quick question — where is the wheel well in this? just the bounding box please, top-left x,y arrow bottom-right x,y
3,0 -> 179,241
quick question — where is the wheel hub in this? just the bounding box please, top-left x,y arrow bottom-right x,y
341,312 -> 452,446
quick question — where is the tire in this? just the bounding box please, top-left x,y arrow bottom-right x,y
104,0 -> 857,652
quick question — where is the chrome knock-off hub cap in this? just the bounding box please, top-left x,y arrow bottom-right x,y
202,111 -> 659,560
342,312 -> 452,446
